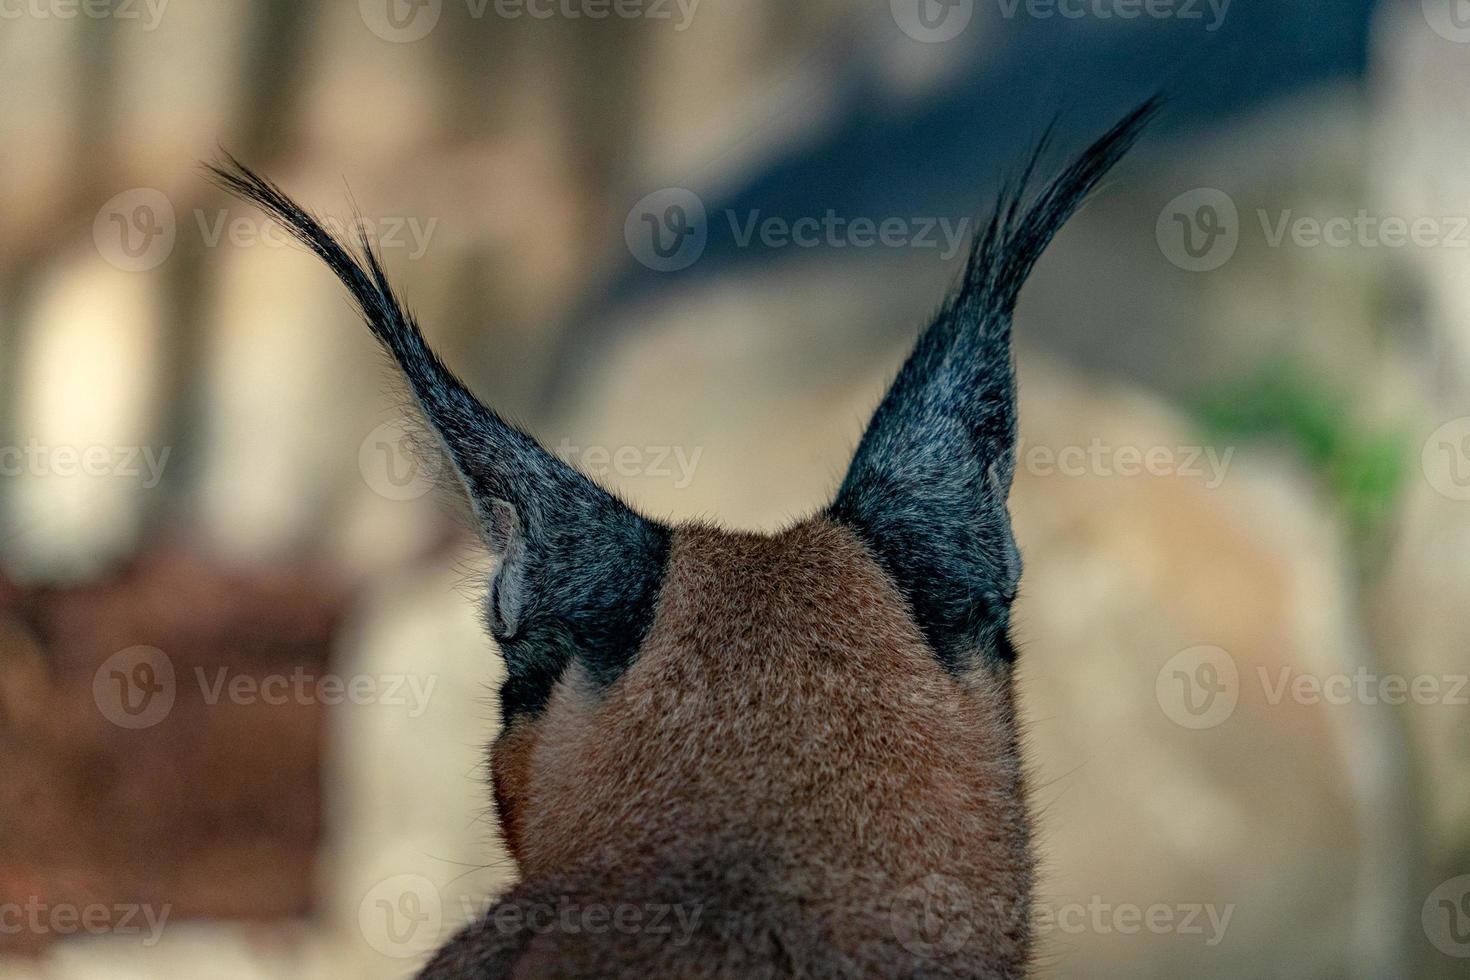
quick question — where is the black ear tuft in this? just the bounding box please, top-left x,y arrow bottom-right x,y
829,100 -> 1159,673
206,158 -> 671,720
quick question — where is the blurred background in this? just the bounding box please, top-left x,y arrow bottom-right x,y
1,0 -> 1468,976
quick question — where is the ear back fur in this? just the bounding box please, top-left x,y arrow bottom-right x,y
829,100 -> 1159,672
207,160 -> 671,720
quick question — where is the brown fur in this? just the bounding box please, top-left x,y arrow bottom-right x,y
430,518 -> 1032,978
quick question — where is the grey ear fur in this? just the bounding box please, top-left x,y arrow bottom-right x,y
829,100 -> 1160,672
206,159 -> 673,721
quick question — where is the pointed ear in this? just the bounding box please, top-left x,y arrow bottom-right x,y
829,100 -> 1159,673
207,160 -> 671,720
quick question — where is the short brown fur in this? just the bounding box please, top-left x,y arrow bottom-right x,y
432,518 -> 1032,977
